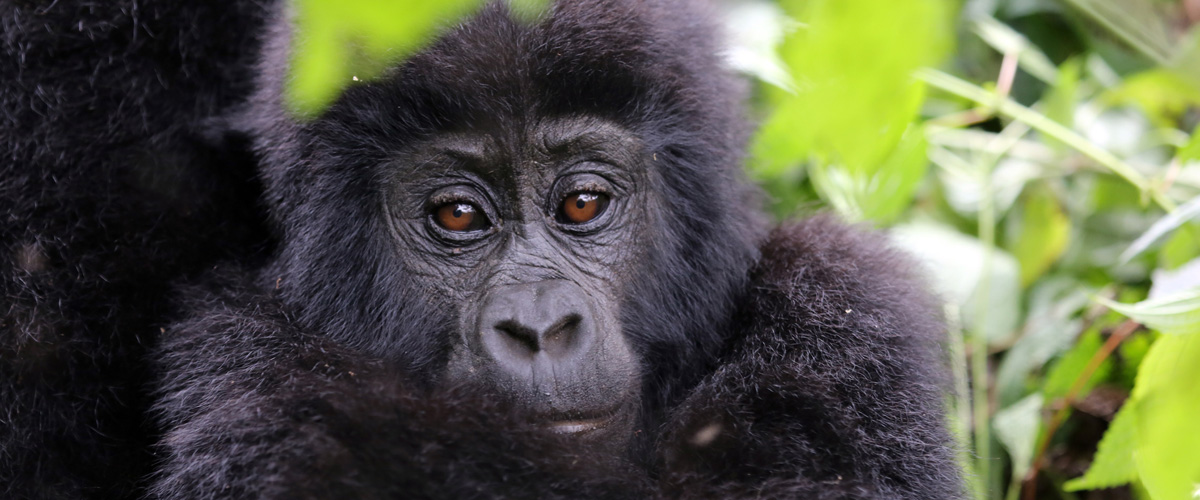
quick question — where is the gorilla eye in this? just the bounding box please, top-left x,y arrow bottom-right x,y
558,192 -> 609,224
434,203 -> 488,232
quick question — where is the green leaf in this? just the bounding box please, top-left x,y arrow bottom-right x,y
1120,194 -> 1200,264
1159,225 -> 1200,271
1097,289 -> 1200,335
1042,58 -> 1083,129
1009,184 -> 1071,286
806,127 -> 929,223
993,393 -> 1044,482
995,277 -> 1091,405
752,0 -> 952,223
1132,335 -> 1200,500
1042,328 -> 1112,402
1064,399 -> 1139,491
1104,70 -> 1200,128
287,0 -> 484,118
1178,123 -> 1200,164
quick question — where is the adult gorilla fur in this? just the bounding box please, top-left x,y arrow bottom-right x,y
1,0 -> 964,498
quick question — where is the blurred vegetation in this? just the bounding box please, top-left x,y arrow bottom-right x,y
288,0 -> 1200,498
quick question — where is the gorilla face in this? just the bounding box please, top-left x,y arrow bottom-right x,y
259,1 -> 762,457
382,117 -> 648,444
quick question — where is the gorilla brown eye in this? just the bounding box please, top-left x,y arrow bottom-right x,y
559,192 -> 609,224
434,203 -> 487,232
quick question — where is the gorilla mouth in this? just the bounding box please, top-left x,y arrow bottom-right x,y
542,406 -> 624,435
546,414 -> 614,434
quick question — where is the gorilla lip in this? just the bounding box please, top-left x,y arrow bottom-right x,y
543,407 -> 622,435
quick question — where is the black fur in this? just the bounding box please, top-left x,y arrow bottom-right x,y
1,1 -> 270,497
1,0 -> 963,498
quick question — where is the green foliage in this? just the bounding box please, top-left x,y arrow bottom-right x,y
1159,223 -> 1200,270
1104,70 -> 1200,127
1131,334 -> 1200,500
1063,400 -> 1138,491
1097,290 -> 1200,335
1007,184 -> 1070,287
288,0 -> 481,117
286,0 -> 551,118
750,0 -> 952,222
1042,328 -> 1112,402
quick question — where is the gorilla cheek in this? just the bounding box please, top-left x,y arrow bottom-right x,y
443,279 -> 641,443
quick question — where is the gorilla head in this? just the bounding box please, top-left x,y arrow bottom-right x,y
249,0 -> 763,451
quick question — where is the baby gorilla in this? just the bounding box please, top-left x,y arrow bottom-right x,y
1,0 -> 964,498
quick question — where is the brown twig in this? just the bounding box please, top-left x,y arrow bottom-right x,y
1021,319 -> 1141,500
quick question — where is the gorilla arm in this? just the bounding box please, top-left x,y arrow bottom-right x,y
657,215 -> 963,499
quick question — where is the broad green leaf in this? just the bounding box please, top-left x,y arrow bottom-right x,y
752,0 -> 951,222
1097,289 -> 1200,335
862,129 -> 929,221
1090,175 -> 1145,212
1119,195 -> 1200,264
1103,70 -> 1200,128
1042,58 -> 1083,135
1042,328 -> 1112,402
807,127 -> 929,223
1063,399 -> 1139,491
891,223 -> 1021,345
1177,123 -> 1200,164
287,0 -> 485,117
993,394 -> 1043,482
1008,184 -> 1070,286
1159,225 -> 1200,271
1132,335 -> 1200,500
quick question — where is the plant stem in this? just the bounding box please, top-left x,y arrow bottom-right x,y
916,69 -> 1176,212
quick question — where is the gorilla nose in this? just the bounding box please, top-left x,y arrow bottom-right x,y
477,280 -> 594,367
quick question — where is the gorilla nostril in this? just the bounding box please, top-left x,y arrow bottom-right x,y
477,280 -> 597,368
493,314 -> 581,355
543,314 -> 581,349
493,320 -> 540,354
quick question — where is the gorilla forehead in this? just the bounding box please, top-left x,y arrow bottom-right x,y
314,0 -> 743,164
